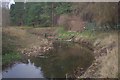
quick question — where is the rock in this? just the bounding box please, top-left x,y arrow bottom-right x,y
77,76 -> 80,78
91,70 -> 94,72
21,51 -> 24,54
33,50 -> 37,53
28,54 -> 30,56
94,63 -> 97,66
94,39 -> 101,46
80,68 -> 83,70
74,36 -> 81,42
28,52 -> 30,55
81,71 -> 84,74
38,47 -> 41,49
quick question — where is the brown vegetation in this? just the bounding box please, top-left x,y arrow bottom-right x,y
80,32 -> 118,78
72,2 -> 118,26
58,14 -> 85,31
2,27 -> 56,57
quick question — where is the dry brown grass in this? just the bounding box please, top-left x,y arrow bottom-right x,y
3,27 -> 27,40
98,33 -> 118,78
81,31 -> 118,78
3,27 -> 43,52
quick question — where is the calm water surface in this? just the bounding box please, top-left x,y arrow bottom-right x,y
2,59 -> 44,78
2,42 -> 94,78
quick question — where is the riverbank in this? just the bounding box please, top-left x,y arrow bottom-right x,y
56,28 -> 118,78
2,27 -> 118,78
2,27 -> 57,65
77,31 -> 118,78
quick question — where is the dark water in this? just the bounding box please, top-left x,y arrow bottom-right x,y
2,42 -> 94,78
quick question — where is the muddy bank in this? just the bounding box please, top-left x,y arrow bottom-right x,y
73,36 -> 93,51
20,27 -> 57,57
21,39 -> 53,57
73,33 -> 118,78
19,28 -> 118,78
20,34 -> 93,58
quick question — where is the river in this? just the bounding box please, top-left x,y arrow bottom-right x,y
2,42 -> 94,78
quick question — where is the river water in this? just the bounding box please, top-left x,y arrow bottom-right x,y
2,42 -> 94,78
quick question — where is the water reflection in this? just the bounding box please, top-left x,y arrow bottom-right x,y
2,59 -> 44,78
30,42 -> 94,78
2,42 -> 94,78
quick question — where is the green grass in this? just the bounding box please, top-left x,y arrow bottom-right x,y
2,52 -> 21,65
57,27 -> 96,40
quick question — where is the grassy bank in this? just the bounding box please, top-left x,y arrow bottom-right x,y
57,27 -> 95,41
2,26 -> 55,65
79,31 -> 118,78
2,27 -> 26,65
2,52 -> 21,65
2,27 -> 36,65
